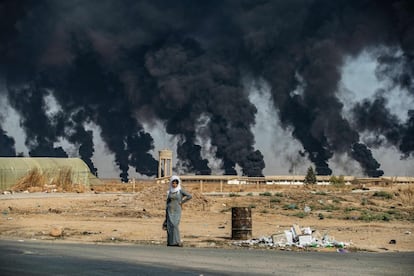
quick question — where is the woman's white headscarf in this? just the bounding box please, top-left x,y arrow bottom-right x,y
169,175 -> 181,193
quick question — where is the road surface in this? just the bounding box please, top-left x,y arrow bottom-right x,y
0,240 -> 413,275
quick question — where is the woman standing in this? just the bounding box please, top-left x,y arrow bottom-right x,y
163,175 -> 192,247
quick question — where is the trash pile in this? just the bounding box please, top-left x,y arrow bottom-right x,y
232,224 -> 350,250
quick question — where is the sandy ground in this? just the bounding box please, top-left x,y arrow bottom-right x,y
1,182 -> 413,252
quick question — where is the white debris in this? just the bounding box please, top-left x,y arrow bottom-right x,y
232,224 -> 350,249
298,235 -> 312,246
284,230 -> 293,244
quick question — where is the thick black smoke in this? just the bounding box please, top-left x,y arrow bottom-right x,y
0,0 -> 413,178
0,128 -> 16,156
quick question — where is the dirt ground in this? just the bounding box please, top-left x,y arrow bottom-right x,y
1,181 -> 413,252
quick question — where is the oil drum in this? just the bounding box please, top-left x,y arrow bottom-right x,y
231,207 -> 252,240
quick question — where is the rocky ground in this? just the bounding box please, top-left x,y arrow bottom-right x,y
1,181 -> 413,252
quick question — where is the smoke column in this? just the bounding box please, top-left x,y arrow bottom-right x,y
0,0 -> 413,179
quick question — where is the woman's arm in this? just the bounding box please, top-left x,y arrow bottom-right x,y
180,189 -> 192,204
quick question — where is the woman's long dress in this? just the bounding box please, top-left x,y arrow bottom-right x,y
166,189 -> 192,246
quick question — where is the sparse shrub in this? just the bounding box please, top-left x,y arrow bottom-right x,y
229,193 -> 240,197
387,209 -> 398,215
259,192 -> 272,196
373,191 -> 393,199
345,207 -> 357,212
274,192 -> 284,197
246,192 -> 253,196
381,213 -> 392,221
324,204 -> 340,212
359,211 -> 392,222
332,198 -> 340,204
358,211 -> 373,221
293,212 -> 307,218
361,198 -> 368,206
283,203 -> 298,210
270,197 -> 281,203
330,175 -> 345,187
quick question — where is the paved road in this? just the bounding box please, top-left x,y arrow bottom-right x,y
0,240 -> 413,275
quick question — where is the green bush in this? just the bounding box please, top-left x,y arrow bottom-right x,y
292,212 -> 307,218
344,207 -> 357,212
324,204 -> 340,212
270,197 -> 281,203
283,203 -> 298,210
359,211 -> 392,222
330,175 -> 345,186
373,191 -> 393,199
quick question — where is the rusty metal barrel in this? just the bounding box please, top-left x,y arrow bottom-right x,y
231,207 -> 252,240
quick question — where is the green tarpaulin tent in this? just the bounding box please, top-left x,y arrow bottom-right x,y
0,157 -> 101,190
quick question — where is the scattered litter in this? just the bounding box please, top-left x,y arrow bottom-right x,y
232,224 -> 350,250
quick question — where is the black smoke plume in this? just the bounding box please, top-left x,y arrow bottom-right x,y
0,128 -> 16,157
0,0 -> 413,178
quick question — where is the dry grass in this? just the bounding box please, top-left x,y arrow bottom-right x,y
398,186 -> 414,205
12,168 -> 86,193
12,168 -> 45,191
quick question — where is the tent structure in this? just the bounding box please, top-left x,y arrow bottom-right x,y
0,157 -> 101,191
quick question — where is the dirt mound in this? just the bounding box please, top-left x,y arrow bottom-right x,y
131,183 -> 209,211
